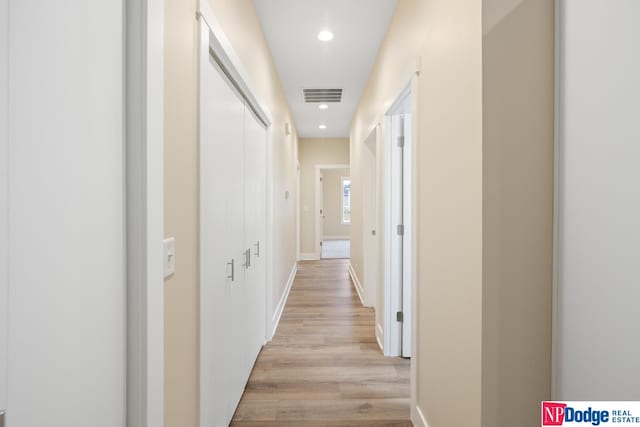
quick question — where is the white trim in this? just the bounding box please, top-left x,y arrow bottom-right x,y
409,72 -> 420,426
271,263 -> 297,339
299,252 -> 320,261
314,164 -> 350,259
375,324 -> 384,352
125,0 -> 165,426
412,405 -> 430,427
322,235 -> 350,241
265,118 -> 275,342
197,0 -> 272,127
0,0 -> 8,412
551,0 -> 561,401
348,263 -> 365,306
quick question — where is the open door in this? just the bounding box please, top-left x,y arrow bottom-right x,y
385,89 -> 413,358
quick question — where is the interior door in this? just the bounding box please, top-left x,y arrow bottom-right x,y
319,172 -> 325,258
4,1 -> 126,426
244,106 -> 267,370
0,0 -> 8,422
401,114 -> 412,358
199,24 -> 245,426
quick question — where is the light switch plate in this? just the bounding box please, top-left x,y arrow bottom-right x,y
164,237 -> 176,278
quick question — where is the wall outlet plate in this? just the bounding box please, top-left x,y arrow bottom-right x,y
163,237 -> 176,278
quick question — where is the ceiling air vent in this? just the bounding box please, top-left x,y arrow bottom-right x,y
303,88 -> 343,103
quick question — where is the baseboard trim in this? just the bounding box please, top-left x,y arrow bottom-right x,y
271,263 -> 297,339
375,323 -> 384,352
412,405 -> 429,427
348,263 -> 365,306
299,252 -> 319,261
322,235 -> 350,240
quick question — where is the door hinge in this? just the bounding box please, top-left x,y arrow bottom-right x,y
397,311 -> 404,322
397,224 -> 404,236
320,241 -> 323,246
397,136 -> 405,148
320,177 -> 323,182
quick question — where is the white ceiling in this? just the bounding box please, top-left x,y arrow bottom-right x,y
253,0 -> 398,138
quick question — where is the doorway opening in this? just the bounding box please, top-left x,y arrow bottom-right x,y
315,164 -> 351,260
384,85 -> 413,358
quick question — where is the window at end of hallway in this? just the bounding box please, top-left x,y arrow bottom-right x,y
341,177 -> 351,224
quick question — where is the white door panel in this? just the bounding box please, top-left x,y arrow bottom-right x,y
401,115 -> 412,358
200,29 -> 245,426
0,0 -> 8,417
245,107 -> 267,364
6,1 -> 125,426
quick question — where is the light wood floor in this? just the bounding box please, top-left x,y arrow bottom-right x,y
230,259 -> 412,427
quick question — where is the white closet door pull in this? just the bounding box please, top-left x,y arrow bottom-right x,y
227,259 -> 235,281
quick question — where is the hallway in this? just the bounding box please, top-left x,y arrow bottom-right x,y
230,259 -> 411,426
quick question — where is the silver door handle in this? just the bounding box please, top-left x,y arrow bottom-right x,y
243,249 -> 251,268
227,259 -> 235,281
254,241 -> 260,257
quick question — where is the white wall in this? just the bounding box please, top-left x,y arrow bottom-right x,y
556,0 -> 640,399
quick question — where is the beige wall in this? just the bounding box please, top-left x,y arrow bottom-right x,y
298,138 -> 349,256
481,0 -> 554,425
163,1 -> 299,426
321,168 -> 351,238
350,0 -> 553,426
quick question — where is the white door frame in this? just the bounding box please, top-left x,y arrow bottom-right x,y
296,161 -> 301,261
314,164 -> 350,259
383,84 -> 411,358
125,0 -> 165,426
361,129 -> 378,309
382,72 -> 420,423
0,0 -> 8,420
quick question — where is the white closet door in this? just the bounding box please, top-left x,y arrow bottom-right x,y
6,1 -> 125,426
0,0 -> 8,419
199,27 -> 245,426
556,0 -> 640,399
244,107 -> 267,367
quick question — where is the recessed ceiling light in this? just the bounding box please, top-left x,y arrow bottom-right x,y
319,124 -> 327,129
317,30 -> 334,41
318,104 -> 329,110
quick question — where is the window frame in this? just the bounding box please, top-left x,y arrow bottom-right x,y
341,176 -> 351,224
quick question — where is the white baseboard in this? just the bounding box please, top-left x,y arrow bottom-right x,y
299,252 -> 319,261
322,235 -> 350,240
348,262 -> 365,306
412,405 -> 429,427
271,263 -> 297,339
375,323 -> 384,352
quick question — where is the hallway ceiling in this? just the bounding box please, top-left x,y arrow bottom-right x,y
254,0 -> 398,138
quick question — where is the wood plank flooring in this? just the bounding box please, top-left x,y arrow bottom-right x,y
230,259 -> 411,427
